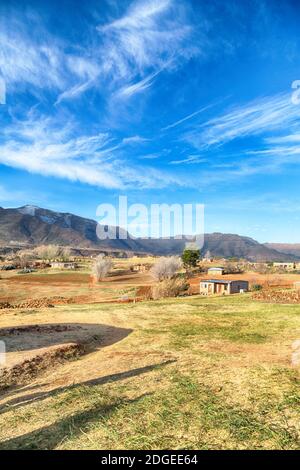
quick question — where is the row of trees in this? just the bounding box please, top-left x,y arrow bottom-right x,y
35,245 -> 71,262
91,252 -> 292,283
11,245 -> 201,298
11,245 -> 72,268
12,245 -> 201,277
91,248 -> 201,283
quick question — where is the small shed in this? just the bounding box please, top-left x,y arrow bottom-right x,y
131,264 -> 150,273
207,267 -> 225,276
200,279 -> 249,296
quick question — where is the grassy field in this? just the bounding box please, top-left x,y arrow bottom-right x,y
0,268 -> 154,304
0,293 -> 299,450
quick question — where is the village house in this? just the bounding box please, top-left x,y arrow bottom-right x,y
273,262 -> 294,271
200,279 -> 249,296
273,262 -> 300,271
207,266 -> 225,276
50,262 -> 77,270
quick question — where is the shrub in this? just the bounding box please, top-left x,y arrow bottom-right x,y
92,256 -> 113,281
252,264 -> 271,274
181,249 -> 200,268
0,264 -> 16,271
151,278 -> 189,300
252,284 -> 263,291
150,256 -> 182,281
223,261 -> 244,274
18,268 -> 36,274
17,249 -> 36,268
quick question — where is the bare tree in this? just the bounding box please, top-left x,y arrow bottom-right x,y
35,245 -> 62,262
35,245 -> 72,262
223,261 -> 244,274
60,247 -> 71,262
92,256 -> 113,281
150,256 -> 182,281
18,249 -> 35,268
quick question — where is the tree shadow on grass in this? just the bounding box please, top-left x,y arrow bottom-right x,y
0,392 -> 152,450
0,360 -> 176,414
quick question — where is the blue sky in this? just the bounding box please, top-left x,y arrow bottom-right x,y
1,0 -> 300,242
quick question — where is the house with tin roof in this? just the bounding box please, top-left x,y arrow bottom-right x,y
200,279 -> 249,296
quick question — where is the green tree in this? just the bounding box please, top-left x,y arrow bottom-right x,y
181,249 -> 200,268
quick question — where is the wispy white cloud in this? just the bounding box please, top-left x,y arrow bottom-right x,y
55,78 -> 96,105
122,135 -> 149,145
265,134 -> 300,145
115,68 -> 164,99
195,149 -> 300,190
0,110 -> 183,190
170,91 -> 300,187
170,155 -> 207,165
185,93 -> 300,149
0,0 -> 197,105
0,14 -> 100,100
98,0 -> 196,97
162,102 -> 219,131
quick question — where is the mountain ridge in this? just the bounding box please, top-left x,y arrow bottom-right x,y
0,205 -> 296,261
264,243 -> 300,258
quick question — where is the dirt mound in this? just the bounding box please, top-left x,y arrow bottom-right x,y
0,324 -> 80,336
18,298 -> 55,309
0,296 -> 76,310
0,302 -> 12,309
18,296 -> 77,308
0,299 -> 55,309
51,296 -> 76,305
253,289 -> 300,303
0,343 -> 85,390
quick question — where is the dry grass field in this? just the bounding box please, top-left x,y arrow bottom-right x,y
0,260 -> 155,305
0,261 -> 299,450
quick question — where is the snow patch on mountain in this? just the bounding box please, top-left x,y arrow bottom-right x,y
18,205 -> 39,216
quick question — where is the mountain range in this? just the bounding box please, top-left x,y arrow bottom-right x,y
264,243 -> 300,258
0,205 -> 296,261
